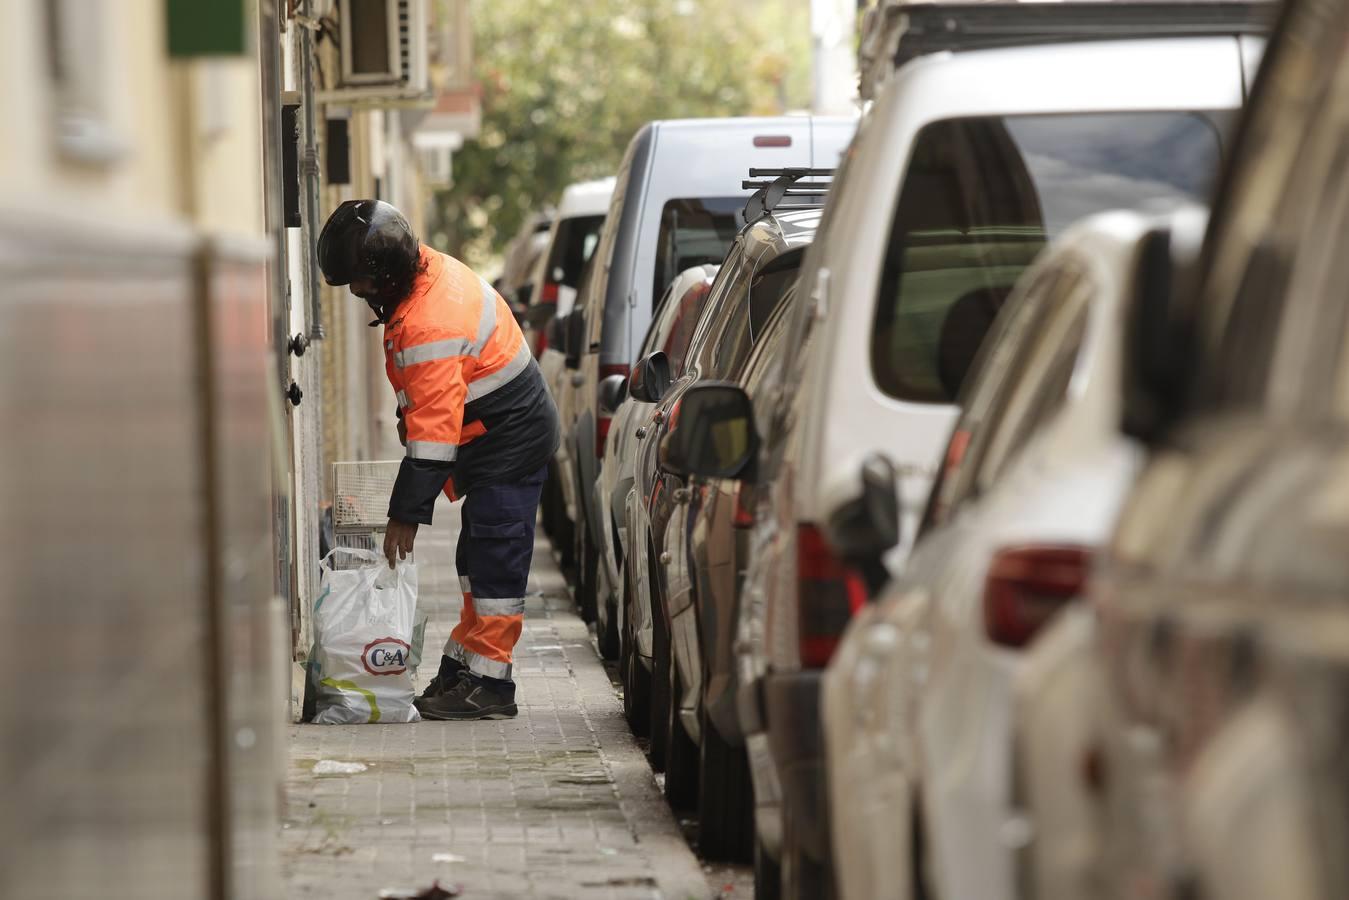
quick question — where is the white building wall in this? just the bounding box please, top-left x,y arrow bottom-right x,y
811,0 -> 859,115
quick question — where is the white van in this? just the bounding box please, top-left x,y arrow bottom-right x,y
561,116 -> 857,618
525,176 -> 614,355
534,179 -> 615,560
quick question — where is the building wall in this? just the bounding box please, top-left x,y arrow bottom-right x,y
0,2 -> 262,235
0,2 -> 282,897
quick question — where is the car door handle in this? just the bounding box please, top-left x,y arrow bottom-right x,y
673,488 -> 690,504
636,426 -> 648,440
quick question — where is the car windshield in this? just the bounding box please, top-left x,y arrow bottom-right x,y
542,214 -> 605,292
652,197 -> 746,307
871,111 -> 1226,404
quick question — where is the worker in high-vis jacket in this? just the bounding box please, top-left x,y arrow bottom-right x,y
318,200 -> 559,720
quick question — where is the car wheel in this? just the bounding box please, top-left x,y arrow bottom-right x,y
597,585 -> 620,660
574,522 -> 598,622
782,798 -> 834,900
648,556 -> 671,772
697,707 -> 753,861
620,565 -> 650,737
574,523 -> 596,623
540,476 -> 555,539
755,831 -> 782,900
663,660 -> 699,811
913,805 -> 933,900
557,511 -> 575,574
551,476 -> 575,572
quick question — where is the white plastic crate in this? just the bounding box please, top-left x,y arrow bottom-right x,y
332,460 -> 402,530
330,461 -> 402,571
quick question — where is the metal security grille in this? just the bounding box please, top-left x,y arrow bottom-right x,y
331,460 -> 402,569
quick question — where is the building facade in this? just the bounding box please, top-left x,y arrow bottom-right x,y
0,1 -> 478,896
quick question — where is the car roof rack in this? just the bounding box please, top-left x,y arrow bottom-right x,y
890,1 -> 1273,68
742,168 -> 836,224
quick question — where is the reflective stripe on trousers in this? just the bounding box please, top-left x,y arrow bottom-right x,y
444,464 -> 548,681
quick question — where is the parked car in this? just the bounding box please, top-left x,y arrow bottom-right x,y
594,264 -> 719,660
630,184 -> 829,855
539,307 -> 580,559
522,177 -> 615,358
496,208 -> 554,310
540,255 -> 599,568
1082,1 -> 1349,896
563,116 -> 857,630
669,240 -> 814,863
682,5 -> 1264,895
822,207 -> 1209,900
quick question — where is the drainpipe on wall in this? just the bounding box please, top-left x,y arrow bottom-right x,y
299,0 -> 326,341
259,0 -> 291,383
811,0 -> 860,115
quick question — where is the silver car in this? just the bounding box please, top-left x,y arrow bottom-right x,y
594,264 -> 718,661
1087,2 -> 1349,897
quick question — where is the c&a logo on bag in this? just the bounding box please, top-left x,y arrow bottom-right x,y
362,637 -> 411,676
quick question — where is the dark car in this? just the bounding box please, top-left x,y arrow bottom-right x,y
594,265 -> 720,661
624,175 -> 831,860
1085,1 -> 1349,895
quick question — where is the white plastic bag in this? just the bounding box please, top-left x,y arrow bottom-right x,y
312,547 -> 424,724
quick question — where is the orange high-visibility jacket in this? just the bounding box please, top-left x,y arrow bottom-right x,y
385,246 -> 559,523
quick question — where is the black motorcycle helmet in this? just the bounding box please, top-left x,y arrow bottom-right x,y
318,199 -> 422,322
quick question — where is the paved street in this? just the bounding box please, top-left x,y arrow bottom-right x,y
283,498 -> 747,899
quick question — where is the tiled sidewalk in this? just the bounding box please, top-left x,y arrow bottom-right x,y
282,500 -> 710,900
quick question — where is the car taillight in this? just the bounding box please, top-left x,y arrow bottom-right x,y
983,544 -> 1091,649
597,364 -> 629,458
535,329 -> 548,355
596,416 -> 613,457
540,282 -> 559,304
797,524 -> 868,668
733,484 -> 754,529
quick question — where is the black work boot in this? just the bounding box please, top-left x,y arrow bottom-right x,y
415,656 -> 468,711
417,673 -> 518,721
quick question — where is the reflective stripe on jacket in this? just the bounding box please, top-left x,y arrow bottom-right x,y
385,246 -> 559,523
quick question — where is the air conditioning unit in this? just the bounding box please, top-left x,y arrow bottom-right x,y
337,0 -> 430,98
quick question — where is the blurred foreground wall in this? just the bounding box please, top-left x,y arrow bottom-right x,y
0,2 -> 284,898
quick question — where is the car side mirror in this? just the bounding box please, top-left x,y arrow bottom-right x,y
628,351 -> 673,403
825,454 -> 901,596
1120,224 -> 1198,444
599,374 -> 628,414
515,282 -> 535,308
658,382 -> 759,481
564,311 -> 587,370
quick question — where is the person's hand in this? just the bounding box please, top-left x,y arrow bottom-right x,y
397,416 -> 407,447
384,518 -> 418,568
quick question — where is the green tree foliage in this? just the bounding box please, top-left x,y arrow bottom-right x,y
430,0 -> 811,269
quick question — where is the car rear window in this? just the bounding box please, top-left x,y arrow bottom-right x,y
543,214 -> 605,291
710,250 -> 805,379
653,197 -> 745,306
871,111 -> 1225,404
